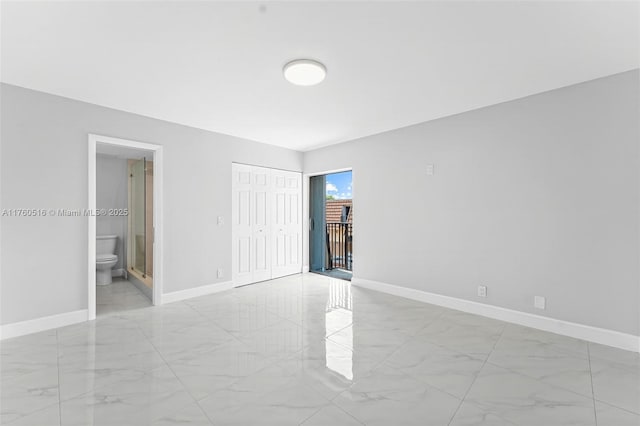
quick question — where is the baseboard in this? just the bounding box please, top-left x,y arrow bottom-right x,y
0,309 -> 88,341
162,280 -> 235,304
351,277 -> 640,353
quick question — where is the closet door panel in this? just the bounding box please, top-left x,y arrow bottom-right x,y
271,169 -> 302,279
251,166 -> 271,282
232,164 -> 254,286
233,164 -> 301,285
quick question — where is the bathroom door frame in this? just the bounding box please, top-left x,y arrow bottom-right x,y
87,134 -> 164,321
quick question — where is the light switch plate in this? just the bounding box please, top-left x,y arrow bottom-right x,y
534,296 -> 546,310
217,216 -> 224,225
477,285 -> 487,297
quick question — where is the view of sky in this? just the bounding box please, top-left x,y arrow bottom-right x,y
326,171 -> 352,200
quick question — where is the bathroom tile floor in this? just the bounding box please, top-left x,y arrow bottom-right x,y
96,278 -> 152,317
1,273 -> 638,425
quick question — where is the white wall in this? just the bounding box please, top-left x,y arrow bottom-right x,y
96,154 -> 128,271
304,70 -> 640,336
0,84 -> 302,325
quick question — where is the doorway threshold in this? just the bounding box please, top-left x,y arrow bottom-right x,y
310,269 -> 352,282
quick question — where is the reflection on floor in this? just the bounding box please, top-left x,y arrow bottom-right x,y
1,273 -> 638,425
96,277 -> 151,317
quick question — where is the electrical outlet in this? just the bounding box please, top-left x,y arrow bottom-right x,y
426,164 -> 434,176
217,216 -> 224,225
534,296 -> 546,310
217,268 -> 223,279
477,285 -> 487,297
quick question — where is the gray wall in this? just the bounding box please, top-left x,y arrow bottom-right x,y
96,154 -> 128,271
304,70 -> 639,336
0,84 -> 302,325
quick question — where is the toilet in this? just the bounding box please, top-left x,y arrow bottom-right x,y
96,235 -> 118,285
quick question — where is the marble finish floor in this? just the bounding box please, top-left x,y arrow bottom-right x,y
1,273 -> 638,425
96,278 -> 152,317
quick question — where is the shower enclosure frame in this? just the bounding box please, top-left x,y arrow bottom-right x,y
87,134 -> 164,321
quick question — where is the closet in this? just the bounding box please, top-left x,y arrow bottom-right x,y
232,163 -> 302,286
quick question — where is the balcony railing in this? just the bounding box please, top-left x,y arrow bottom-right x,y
326,222 -> 352,271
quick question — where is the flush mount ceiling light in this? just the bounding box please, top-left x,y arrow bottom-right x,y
283,59 -> 326,86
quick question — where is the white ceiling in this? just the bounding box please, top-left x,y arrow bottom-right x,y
2,1 -> 638,151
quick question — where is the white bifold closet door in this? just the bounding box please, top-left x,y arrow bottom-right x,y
232,163 -> 302,286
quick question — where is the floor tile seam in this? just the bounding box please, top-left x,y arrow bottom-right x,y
490,343 -> 591,362
219,316 -> 294,340
130,318 -> 186,351
229,346 -> 286,379
151,306 -> 247,346
322,336 -> 360,362
322,336 -> 416,369
296,404 -> 325,425
329,362 -> 463,425
55,361 -> 176,405
347,323 -> 425,340
0,362 -> 60,386
174,300 -> 218,323
190,376 -> 244,404
327,400 -> 367,425
162,336 -> 265,364
593,399 -> 640,416
446,322 -> 504,426
190,398 -> 220,425
409,309 -> 448,336
0,359 -> 60,422
376,359 -> 466,402
593,396 -> 640,416
288,381 -> 336,421
141,331 -> 217,425
185,300 -> 260,317
465,362 -> 618,419
318,321 -> 353,340
266,307 -> 300,322
227,321 -> 308,352
197,348 -> 299,399
484,323 -> 507,360
270,312 -> 353,337
481,358 -> 602,401
419,337 -> 491,362
204,321 -> 253,347
56,342 -> 162,366
330,387 -> 359,415
370,332 -> 422,371
194,368 -> 329,418
278,315 -> 308,330
137,318 -> 229,339
587,343 -> 599,426
296,399 -> 365,426
55,329 -> 63,426
587,351 -> 640,372
1,400 -> 61,426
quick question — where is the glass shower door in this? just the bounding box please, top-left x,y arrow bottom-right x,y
130,158 -> 146,276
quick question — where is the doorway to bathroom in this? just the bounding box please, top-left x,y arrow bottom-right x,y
88,134 -> 164,320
